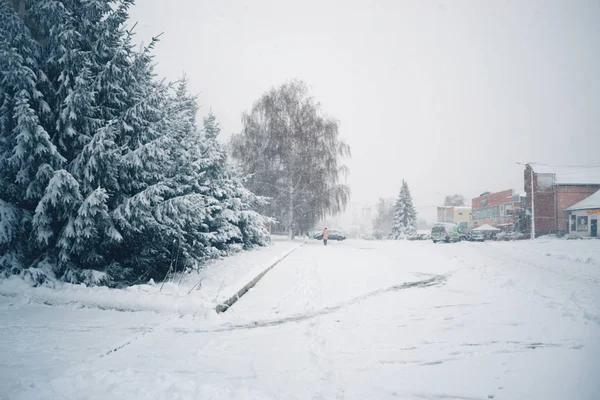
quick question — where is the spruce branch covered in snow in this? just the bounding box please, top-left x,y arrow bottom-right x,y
391,180 -> 417,239
0,0 -> 269,286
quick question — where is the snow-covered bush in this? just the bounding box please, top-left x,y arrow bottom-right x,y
495,231 -> 528,241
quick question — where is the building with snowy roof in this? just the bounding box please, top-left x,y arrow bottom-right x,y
566,190 -> 600,238
436,206 -> 472,225
470,189 -> 525,230
524,164 -> 600,237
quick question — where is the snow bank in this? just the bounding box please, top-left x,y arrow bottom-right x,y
0,238 -> 301,315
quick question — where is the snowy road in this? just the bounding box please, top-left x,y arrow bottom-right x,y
2,239 -> 600,399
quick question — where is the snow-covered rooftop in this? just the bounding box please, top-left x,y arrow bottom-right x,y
473,224 -> 501,231
531,165 -> 600,185
566,190 -> 600,211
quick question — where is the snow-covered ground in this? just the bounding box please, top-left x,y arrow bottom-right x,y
0,236 -> 299,316
1,238 -> 599,399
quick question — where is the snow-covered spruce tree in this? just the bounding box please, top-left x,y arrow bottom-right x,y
391,192 -> 404,240
0,0 -> 65,274
390,180 -> 417,239
199,113 -> 270,252
110,76 -> 217,278
0,0 -> 268,285
111,81 -> 269,280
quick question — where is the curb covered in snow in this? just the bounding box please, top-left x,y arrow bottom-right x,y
215,244 -> 303,313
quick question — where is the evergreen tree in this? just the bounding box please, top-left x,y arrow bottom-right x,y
0,0 -> 64,206
391,180 -> 417,239
0,0 -> 268,285
197,112 -> 270,254
0,0 -> 63,272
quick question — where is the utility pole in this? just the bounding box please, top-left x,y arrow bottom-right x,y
517,162 -> 535,240
529,165 -> 535,240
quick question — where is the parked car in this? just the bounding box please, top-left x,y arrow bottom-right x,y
407,230 -> 432,241
309,231 -> 321,239
459,232 -> 472,241
315,229 -> 346,241
469,230 -> 486,242
432,223 -> 460,243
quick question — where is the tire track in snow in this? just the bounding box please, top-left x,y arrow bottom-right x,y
175,274 -> 448,334
97,313 -> 184,359
99,326 -> 156,358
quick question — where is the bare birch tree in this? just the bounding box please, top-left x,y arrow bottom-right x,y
231,80 -> 350,238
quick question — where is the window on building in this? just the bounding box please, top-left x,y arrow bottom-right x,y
570,215 -> 576,232
458,212 -> 463,215
538,174 -> 555,189
577,216 -> 588,232
472,206 -> 499,220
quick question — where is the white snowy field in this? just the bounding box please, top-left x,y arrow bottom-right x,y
1,238 -> 599,400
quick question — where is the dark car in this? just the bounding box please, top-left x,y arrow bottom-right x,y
315,229 -> 346,241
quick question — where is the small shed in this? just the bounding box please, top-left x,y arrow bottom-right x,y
566,190 -> 600,238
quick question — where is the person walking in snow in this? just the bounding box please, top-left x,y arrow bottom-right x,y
322,227 -> 329,246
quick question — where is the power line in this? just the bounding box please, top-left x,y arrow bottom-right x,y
528,162 -> 600,168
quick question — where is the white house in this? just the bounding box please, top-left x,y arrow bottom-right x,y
566,190 -> 600,238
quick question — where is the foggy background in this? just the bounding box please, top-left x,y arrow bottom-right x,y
129,0 -> 600,223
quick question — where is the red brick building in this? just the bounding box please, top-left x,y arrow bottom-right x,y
471,189 -> 525,228
524,164 -> 600,236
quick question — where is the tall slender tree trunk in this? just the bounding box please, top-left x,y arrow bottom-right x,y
288,178 -> 294,240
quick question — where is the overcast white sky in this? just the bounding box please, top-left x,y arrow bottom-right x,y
129,0 -> 600,222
